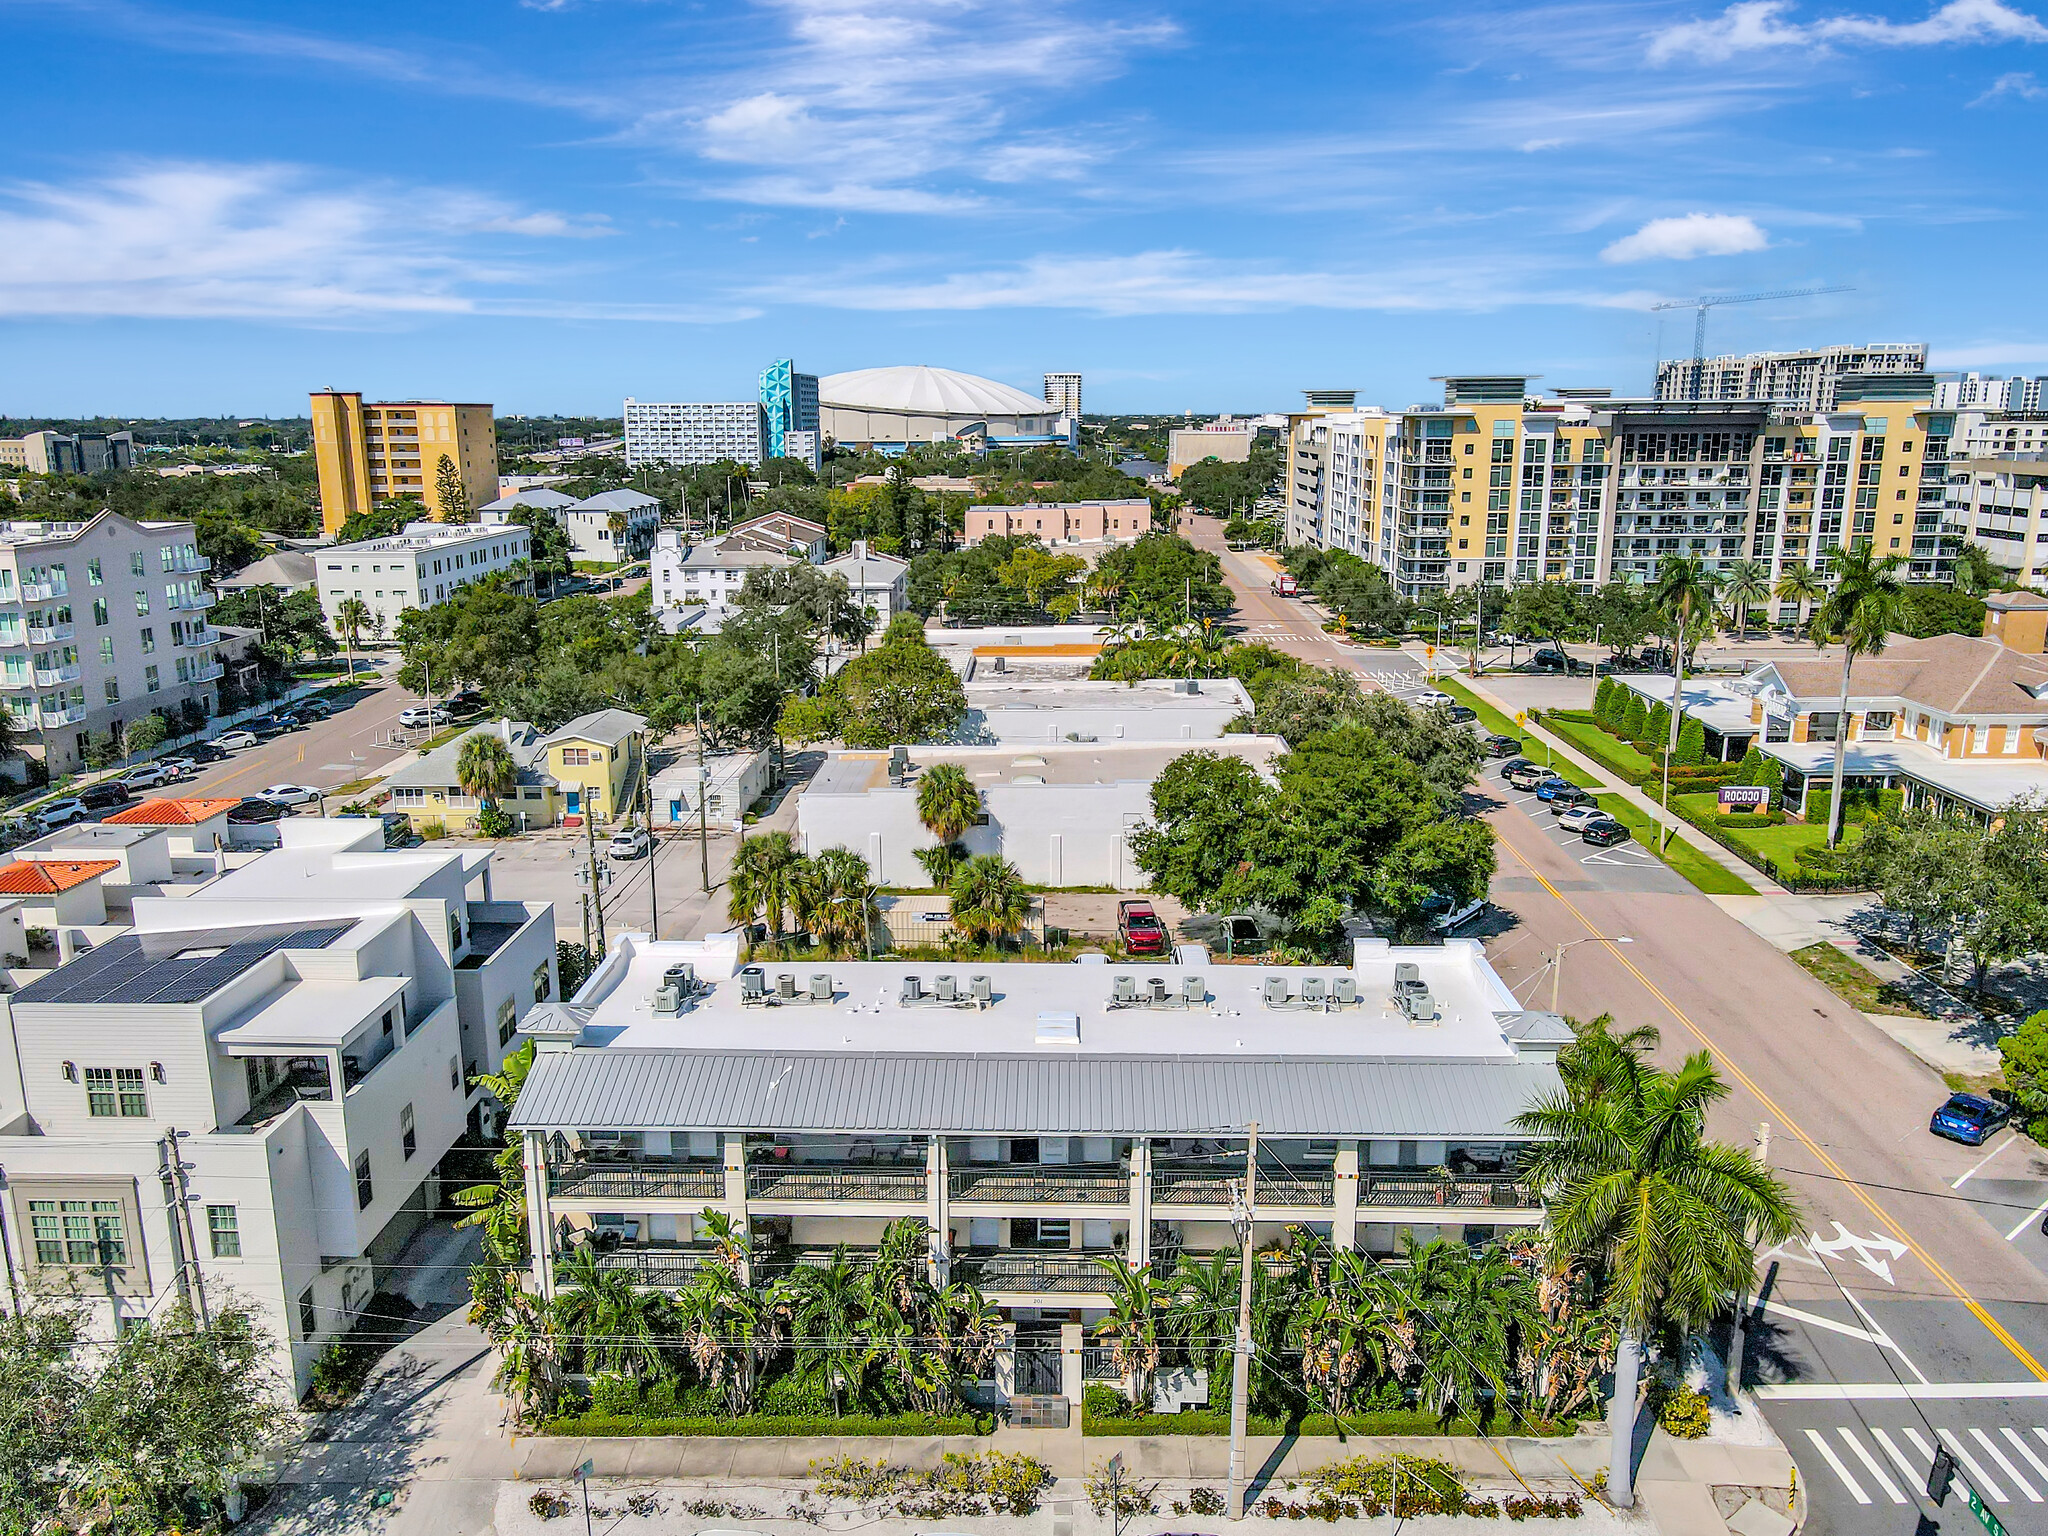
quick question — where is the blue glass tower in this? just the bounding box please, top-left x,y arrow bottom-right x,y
759,359 -> 821,468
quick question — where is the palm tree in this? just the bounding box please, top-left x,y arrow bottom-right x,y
1811,544 -> 1907,849
1290,1248 -> 1409,1417
1164,1250 -> 1240,1393
1515,1050 -> 1798,1509
915,763 -> 981,885
726,831 -> 805,949
1721,560 -> 1770,640
948,854 -> 1032,947
795,846 -> 880,955
607,507 -> 630,592
777,1245 -> 871,1415
455,729 -> 517,819
1773,563 -> 1825,634
452,1042 -> 536,1263
1649,555 -> 1722,850
1092,1258 -> 1168,1407
1951,540 -> 1999,597
1402,1236 -> 1539,1429
678,1258 -> 783,1415
334,595 -> 370,681
550,1243 -> 673,1379
488,1287 -> 563,1428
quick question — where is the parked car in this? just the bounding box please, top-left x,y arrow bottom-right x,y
1531,648 -> 1569,671
1423,892 -> 1488,933
156,757 -> 196,779
226,797 -> 287,825
1447,704 -> 1477,723
248,713 -> 296,735
78,782 -> 130,811
1504,763 -> 1553,791
1498,756 -> 1534,777
37,798 -> 90,830
186,742 -> 228,764
1929,1092 -> 2011,1146
1483,735 -> 1524,758
121,762 -> 176,791
446,689 -> 485,714
1581,818 -> 1631,847
607,826 -> 651,860
1546,785 -> 1596,813
1639,647 -> 1675,670
1414,689 -> 1454,708
294,698 -> 334,720
1118,899 -> 1170,957
1556,804 -> 1608,833
257,784 -> 322,807
399,705 -> 450,729
209,731 -> 259,752
1532,777 -> 1578,802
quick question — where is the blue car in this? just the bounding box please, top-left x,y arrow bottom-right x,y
1533,777 -> 1575,802
1929,1092 -> 2011,1146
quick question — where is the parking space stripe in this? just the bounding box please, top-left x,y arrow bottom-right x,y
1870,1427 -> 1923,1489
1971,1427 -> 2041,1500
1805,1429 -> 1871,1503
1939,1428 -> 2008,1503
1838,1428 -> 1906,1503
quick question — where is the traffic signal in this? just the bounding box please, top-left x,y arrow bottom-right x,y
1928,1444 -> 1956,1506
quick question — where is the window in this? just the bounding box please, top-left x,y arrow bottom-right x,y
449,912 -> 463,951
103,679 -> 119,704
207,1204 -> 241,1258
449,1054 -> 462,1091
144,665 -> 160,694
91,597 -> 108,626
354,1149 -> 373,1209
1862,711 -> 1895,733
299,1287 -> 317,1340
1807,711 -> 1841,743
533,962 -> 552,1004
134,590 -> 149,617
560,747 -> 590,767
84,1067 -> 148,1118
29,1199 -> 125,1266
139,627 -> 154,653
497,997 -> 518,1047
401,1104 -> 417,1161
129,551 -> 145,576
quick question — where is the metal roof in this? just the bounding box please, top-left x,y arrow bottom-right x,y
508,1050 -> 1559,1138
13,920 -> 356,1006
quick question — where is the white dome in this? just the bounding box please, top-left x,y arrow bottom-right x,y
818,365 -> 1051,419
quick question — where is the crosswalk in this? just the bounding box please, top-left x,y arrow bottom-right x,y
1802,1420 -> 2048,1510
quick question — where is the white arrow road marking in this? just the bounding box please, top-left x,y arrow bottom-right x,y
1808,1222 -> 1910,1284
1839,1428 -> 1906,1503
1805,1430 -> 1870,1503
1759,1236 -> 1827,1271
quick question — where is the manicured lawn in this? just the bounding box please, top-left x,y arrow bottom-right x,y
1592,794 -> 1755,895
1790,942 -> 1933,1019
1432,677 -> 1521,738
1672,793 -> 1865,865
1542,712 -> 1661,784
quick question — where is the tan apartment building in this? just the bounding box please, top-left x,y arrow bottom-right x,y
309,393 -> 499,534
964,500 -> 1152,545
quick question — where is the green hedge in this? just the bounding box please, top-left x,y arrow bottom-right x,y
538,1410 -> 993,1438
1082,1408 -> 1579,1438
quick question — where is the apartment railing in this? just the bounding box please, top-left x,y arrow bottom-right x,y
31,665 -> 78,687
745,1165 -> 927,1202
948,1168 -> 1130,1204
593,1246 -> 709,1287
552,1162 -> 725,1201
1257,1170 -> 1338,1206
1149,1169 -> 1235,1206
954,1251 -> 1116,1295
1359,1173 -> 1535,1209
24,625 -> 71,645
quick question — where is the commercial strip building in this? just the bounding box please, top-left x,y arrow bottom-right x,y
0,510 -> 223,775
308,394 -> 500,534
380,710 -> 648,832
0,820 -> 555,1394
797,735 -> 1282,888
0,430 -> 136,476
1282,372 -> 1956,600
963,499 -> 1153,546
1655,344 -> 1927,411
957,675 -> 1254,745
314,521 -> 531,638
506,930 -> 1562,1401
478,487 -> 659,566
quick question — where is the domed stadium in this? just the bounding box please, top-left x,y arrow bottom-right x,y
818,364 -> 1069,451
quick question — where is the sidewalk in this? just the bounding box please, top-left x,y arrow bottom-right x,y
1448,664 -> 1785,896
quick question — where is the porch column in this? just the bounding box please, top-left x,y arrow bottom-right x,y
722,1132 -> 750,1278
1128,1138 -> 1152,1272
523,1130 -> 556,1301
1060,1320 -> 1085,1408
1333,1139 -> 1360,1252
927,1136 -> 950,1286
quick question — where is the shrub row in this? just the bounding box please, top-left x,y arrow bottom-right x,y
538,1410 -> 991,1439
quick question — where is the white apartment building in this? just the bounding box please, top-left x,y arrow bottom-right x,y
315,521 -> 532,638
506,929 -> 1563,1404
1656,344 -> 1927,411
0,511 -> 221,774
481,487 -> 660,566
1043,373 -> 1083,416
623,399 -> 764,469
1935,374 -> 2048,412
821,540 -> 909,626
649,530 -> 796,632
0,820 -> 556,1395
1943,452 -> 2048,586
0,430 -> 136,476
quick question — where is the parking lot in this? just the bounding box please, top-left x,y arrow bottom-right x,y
1481,760 -> 1692,896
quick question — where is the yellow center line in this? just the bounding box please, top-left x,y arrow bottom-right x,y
1501,829 -> 2048,1382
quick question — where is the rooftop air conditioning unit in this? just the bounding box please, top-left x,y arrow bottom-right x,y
1302,976 -> 1327,1004
777,972 -> 798,1000
653,984 -> 681,1016
935,974 -> 958,1003
740,967 -> 766,1000
1333,976 -> 1358,1005
1113,975 -> 1136,1003
971,975 -> 993,1003
1262,976 -> 1289,1006
810,973 -> 832,1001
1183,974 -> 1205,1004
901,975 -> 924,1004
1147,976 -> 1169,1005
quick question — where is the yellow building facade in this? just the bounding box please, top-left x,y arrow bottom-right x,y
310,392 -> 500,534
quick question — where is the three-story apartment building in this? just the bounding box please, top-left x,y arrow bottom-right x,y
508,931 -> 1564,1405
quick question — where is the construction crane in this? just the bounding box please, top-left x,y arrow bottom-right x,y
1652,286 -> 1854,399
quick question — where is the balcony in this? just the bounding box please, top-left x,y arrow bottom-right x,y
185,661 -> 224,684
592,1245 -> 709,1288
948,1167 -> 1130,1205
25,625 -> 72,645
18,582 -> 62,602
552,1162 -> 725,1202
745,1164 -> 927,1202
1359,1173 -> 1536,1209
178,625 -> 218,647
31,665 -> 79,687
168,590 -> 218,612
1150,1169 -> 1234,1206
35,705 -> 84,727
1257,1170 -> 1337,1206
167,555 -> 212,574
954,1250 -> 1116,1296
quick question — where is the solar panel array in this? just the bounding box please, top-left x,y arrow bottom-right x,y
13,920 -> 356,1006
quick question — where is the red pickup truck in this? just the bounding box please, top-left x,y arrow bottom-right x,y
1118,900 -> 1170,956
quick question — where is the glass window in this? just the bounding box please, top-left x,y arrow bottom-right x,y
144,665 -> 160,694
98,638 -> 113,665
140,627 -> 154,653
533,962 -> 552,1004
29,1199 -> 125,1266
84,1067 -> 118,1117
87,558 -> 102,586
401,1104 -> 416,1161
355,1149 -> 373,1209
1807,712 -> 1841,743
299,1287 -> 317,1340
207,1204 -> 241,1258
497,997 -> 517,1046
103,679 -> 119,704
129,552 -> 145,576
92,598 -> 107,627
134,591 -> 149,617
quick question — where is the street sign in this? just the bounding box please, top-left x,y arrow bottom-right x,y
1969,1482 -> 2008,1536
574,1459 -> 595,1482
1515,711 -> 1528,727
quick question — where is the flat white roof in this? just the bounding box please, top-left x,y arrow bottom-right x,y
564,931 -> 1527,1062
1613,674 -> 1760,736
195,847 -> 464,904
964,676 -> 1254,715
806,736 -> 1282,794
1763,739 -> 2048,811
215,976 -> 410,1049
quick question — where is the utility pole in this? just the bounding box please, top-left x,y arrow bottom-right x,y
580,891 -> 591,959
584,806 -> 608,958
158,1129 -> 194,1317
641,731 -> 659,940
1727,1122 -> 1770,1400
1227,1120 -> 1258,1519
695,701 -> 710,893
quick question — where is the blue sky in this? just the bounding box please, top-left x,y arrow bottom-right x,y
3,0 -> 2047,416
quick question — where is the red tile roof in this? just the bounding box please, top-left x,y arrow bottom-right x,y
102,797 -> 243,826
0,859 -> 120,894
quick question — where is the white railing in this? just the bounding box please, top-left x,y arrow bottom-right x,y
31,665 -> 79,687
25,625 -> 73,645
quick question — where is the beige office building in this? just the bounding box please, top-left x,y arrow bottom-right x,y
310,393 -> 499,534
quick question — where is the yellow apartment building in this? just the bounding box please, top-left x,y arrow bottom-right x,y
310,392 -> 500,534
381,710 -> 647,832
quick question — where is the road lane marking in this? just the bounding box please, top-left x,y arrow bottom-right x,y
1759,1382 -> 2048,1400
2006,1193 -> 2048,1242
1938,1428 -> 2008,1502
1497,833 -> 2048,1383
1838,1427 -> 1906,1502
1870,1427 -> 1923,1488
1956,1132 -> 2020,1189
1757,1295 -> 1890,1347
1842,1289 -> 1928,1383
1972,1427 -> 2041,1500
1804,1429 -> 1870,1503
2003,1426 -> 2048,1485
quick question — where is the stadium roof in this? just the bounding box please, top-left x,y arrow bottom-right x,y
819,365 -> 1050,418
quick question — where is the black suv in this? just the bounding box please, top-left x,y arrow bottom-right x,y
1483,734 -> 1524,758
1582,818 -> 1630,846
78,782 -> 131,811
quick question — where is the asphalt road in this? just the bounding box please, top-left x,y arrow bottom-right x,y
175,661 -> 424,804
1190,514 -> 2048,1535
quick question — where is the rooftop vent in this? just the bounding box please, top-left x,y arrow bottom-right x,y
1036,1010 -> 1081,1046
1174,679 -> 1201,695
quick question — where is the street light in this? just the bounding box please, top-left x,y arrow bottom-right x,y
1550,935 -> 1632,1013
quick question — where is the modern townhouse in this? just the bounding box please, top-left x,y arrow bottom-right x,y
0,821 -> 555,1393
507,930 -> 1564,1405
0,510 -> 221,774
314,521 -> 532,639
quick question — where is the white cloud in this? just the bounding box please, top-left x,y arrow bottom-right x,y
0,160 -> 736,322
1600,212 -> 1770,261
1650,0 -> 2048,64
1972,68 -> 2048,100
